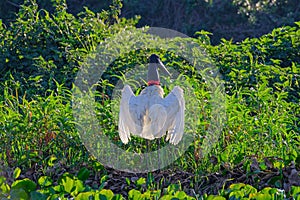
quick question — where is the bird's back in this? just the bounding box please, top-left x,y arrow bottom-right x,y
128,85 -> 165,139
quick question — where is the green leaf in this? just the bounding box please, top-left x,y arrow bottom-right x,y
11,178 -> 37,193
0,182 -> 10,194
259,162 -> 267,170
260,187 -> 279,195
0,176 -> 6,185
98,189 -> 114,200
38,176 -> 53,187
60,176 -> 75,193
13,167 -> 21,179
30,191 -> 47,200
160,194 -> 173,200
112,194 -> 123,200
77,167 -> 90,181
267,176 -> 282,187
73,179 -> 85,195
243,184 -> 257,194
128,189 -> 142,200
229,190 -> 244,199
167,184 -> 181,194
174,191 -> 187,199
75,191 -> 95,200
101,175 -> 109,184
125,177 -> 130,186
229,183 -> 245,190
250,193 -> 272,200
10,188 -> 29,200
206,195 -> 226,200
135,177 -> 146,186
141,191 -> 151,199
291,186 -> 300,197
146,172 -> 154,187
47,155 -> 57,167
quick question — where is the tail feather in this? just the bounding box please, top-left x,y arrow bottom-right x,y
149,104 -> 167,138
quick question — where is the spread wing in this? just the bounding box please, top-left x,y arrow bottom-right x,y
118,85 -> 139,144
162,86 -> 185,145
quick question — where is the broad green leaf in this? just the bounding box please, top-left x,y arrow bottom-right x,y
98,189 -> 114,200
30,191 -> 47,200
260,187 -> 279,195
11,178 -> 37,193
174,191 -> 187,199
250,193 -> 272,200
77,167 -> 90,181
229,190 -> 244,199
229,183 -> 245,190
60,176 -> 75,193
159,194 -> 173,200
10,188 -> 29,200
73,179 -> 85,195
206,195 -> 226,200
128,189 -> 142,200
75,191 -> 95,200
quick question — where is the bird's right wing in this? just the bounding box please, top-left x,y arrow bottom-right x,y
118,85 -> 136,144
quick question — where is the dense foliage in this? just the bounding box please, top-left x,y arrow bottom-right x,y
1,0 -> 300,43
0,0 -> 136,96
0,0 -> 299,199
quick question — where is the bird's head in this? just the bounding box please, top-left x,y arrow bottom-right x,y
147,54 -> 171,86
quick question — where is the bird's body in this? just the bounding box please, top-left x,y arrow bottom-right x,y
118,54 -> 185,145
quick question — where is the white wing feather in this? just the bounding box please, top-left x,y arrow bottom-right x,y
118,85 -> 135,144
163,86 -> 185,145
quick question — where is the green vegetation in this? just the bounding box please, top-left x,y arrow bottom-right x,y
0,0 -> 299,199
1,0 -> 300,44
1,168 -> 300,199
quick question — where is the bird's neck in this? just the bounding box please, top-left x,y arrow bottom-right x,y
147,80 -> 160,86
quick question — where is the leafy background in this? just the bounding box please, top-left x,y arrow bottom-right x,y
1,0 -> 300,44
0,0 -> 299,199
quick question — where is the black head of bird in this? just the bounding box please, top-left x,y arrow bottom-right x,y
147,54 -> 171,86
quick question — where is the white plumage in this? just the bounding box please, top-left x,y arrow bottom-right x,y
118,54 -> 185,145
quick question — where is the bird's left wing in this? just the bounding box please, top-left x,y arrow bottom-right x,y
162,86 -> 185,145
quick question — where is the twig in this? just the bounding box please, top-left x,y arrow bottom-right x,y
7,0 -> 20,8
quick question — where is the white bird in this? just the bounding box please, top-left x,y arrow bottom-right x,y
118,54 -> 185,145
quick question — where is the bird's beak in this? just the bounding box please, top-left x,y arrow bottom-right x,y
158,59 -> 171,76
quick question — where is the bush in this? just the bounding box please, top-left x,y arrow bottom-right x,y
0,0 -> 137,97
